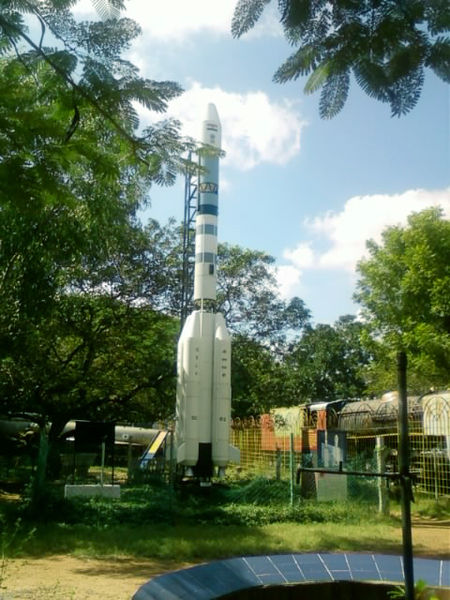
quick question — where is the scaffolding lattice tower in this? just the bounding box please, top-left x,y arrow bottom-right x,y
180,153 -> 198,327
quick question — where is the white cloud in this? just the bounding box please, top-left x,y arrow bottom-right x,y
154,82 -> 304,170
74,0 -> 278,41
283,242 -> 314,269
125,0 -> 236,40
281,188 -> 450,279
311,188 -> 450,271
136,82 -> 304,170
275,265 -> 302,299
275,243 -> 313,299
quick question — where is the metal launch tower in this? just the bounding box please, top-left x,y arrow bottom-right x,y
175,104 -> 239,479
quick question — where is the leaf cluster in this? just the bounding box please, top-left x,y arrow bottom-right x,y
355,207 -> 450,390
0,1 -> 189,170
217,243 -> 310,346
0,1 -> 189,429
232,0 -> 450,117
286,315 -> 372,403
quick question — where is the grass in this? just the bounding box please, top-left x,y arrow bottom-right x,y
413,495 -> 450,520
0,477 -> 448,562
19,520 -> 403,562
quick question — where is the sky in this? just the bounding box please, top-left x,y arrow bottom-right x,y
76,0 -> 450,325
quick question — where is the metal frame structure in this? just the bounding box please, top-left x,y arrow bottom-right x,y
180,152 -> 198,327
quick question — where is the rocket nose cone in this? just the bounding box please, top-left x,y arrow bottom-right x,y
206,103 -> 220,125
202,103 -> 221,148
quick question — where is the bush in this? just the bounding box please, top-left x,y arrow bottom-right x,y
1,477 -> 388,531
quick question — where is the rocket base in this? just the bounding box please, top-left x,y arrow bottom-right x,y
175,310 -> 240,480
194,442 -> 213,479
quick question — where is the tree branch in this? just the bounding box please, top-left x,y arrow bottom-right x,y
0,14 -> 150,166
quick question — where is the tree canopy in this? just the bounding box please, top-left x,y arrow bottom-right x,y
0,0 -> 191,434
0,1 -> 189,171
217,243 -> 310,347
232,0 -> 450,118
286,315 -> 371,403
355,207 -> 450,392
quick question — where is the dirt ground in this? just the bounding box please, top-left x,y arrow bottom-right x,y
1,520 -> 449,600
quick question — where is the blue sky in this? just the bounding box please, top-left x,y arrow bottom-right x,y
77,1 -> 450,325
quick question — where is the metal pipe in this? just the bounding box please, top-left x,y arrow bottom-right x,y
296,465 -> 405,479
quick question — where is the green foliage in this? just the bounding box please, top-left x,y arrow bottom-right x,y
231,335 -> 295,415
355,208 -> 450,392
1,480 -> 425,562
388,579 -> 440,600
217,243 -> 311,346
231,0 -> 271,37
232,312 -> 371,414
0,2 -> 187,165
0,0 -> 192,436
6,479 -> 382,530
232,0 -> 450,117
346,454 -> 379,502
0,248 -> 179,429
414,497 -> 450,520
286,315 -> 371,402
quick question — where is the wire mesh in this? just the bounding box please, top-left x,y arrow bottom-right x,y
231,394 -> 450,502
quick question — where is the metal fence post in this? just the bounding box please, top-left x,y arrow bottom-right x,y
376,436 -> 389,515
397,350 -> 414,600
290,433 -> 294,506
276,448 -> 281,481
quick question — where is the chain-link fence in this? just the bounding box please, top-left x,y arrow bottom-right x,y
1,394 -> 448,510
230,393 -> 450,504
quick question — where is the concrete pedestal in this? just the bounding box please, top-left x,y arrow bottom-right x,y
64,484 -> 121,499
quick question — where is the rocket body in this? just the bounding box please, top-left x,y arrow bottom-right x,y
175,104 -> 239,477
194,103 -> 220,303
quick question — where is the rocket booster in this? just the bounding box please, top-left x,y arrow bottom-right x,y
175,104 -> 239,478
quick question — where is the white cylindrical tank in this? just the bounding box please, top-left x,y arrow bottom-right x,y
211,313 -> 232,467
175,313 -> 201,466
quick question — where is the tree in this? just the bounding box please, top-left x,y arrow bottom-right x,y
0,0 -> 187,355
0,3 -> 189,493
231,334 -> 309,417
286,315 -> 371,402
0,294 -> 177,434
0,53 -> 180,396
0,214 -> 180,428
355,207 -> 450,391
217,243 -> 311,347
232,0 -> 450,118
216,244 -> 311,415
137,220 -> 312,346
0,1 -> 187,168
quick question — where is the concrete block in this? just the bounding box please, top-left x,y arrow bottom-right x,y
64,484 -> 121,499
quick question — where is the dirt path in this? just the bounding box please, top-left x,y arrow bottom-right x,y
1,521 -> 448,600
1,556 -> 192,600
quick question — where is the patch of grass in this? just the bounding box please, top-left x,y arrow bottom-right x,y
18,519 -> 403,562
412,496 -> 450,520
0,478 -> 398,561
3,478 -> 382,529
4,478 -> 447,563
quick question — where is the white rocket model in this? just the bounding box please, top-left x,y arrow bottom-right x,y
175,104 -> 239,479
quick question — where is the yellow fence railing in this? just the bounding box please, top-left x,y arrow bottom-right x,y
231,417 -> 450,498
